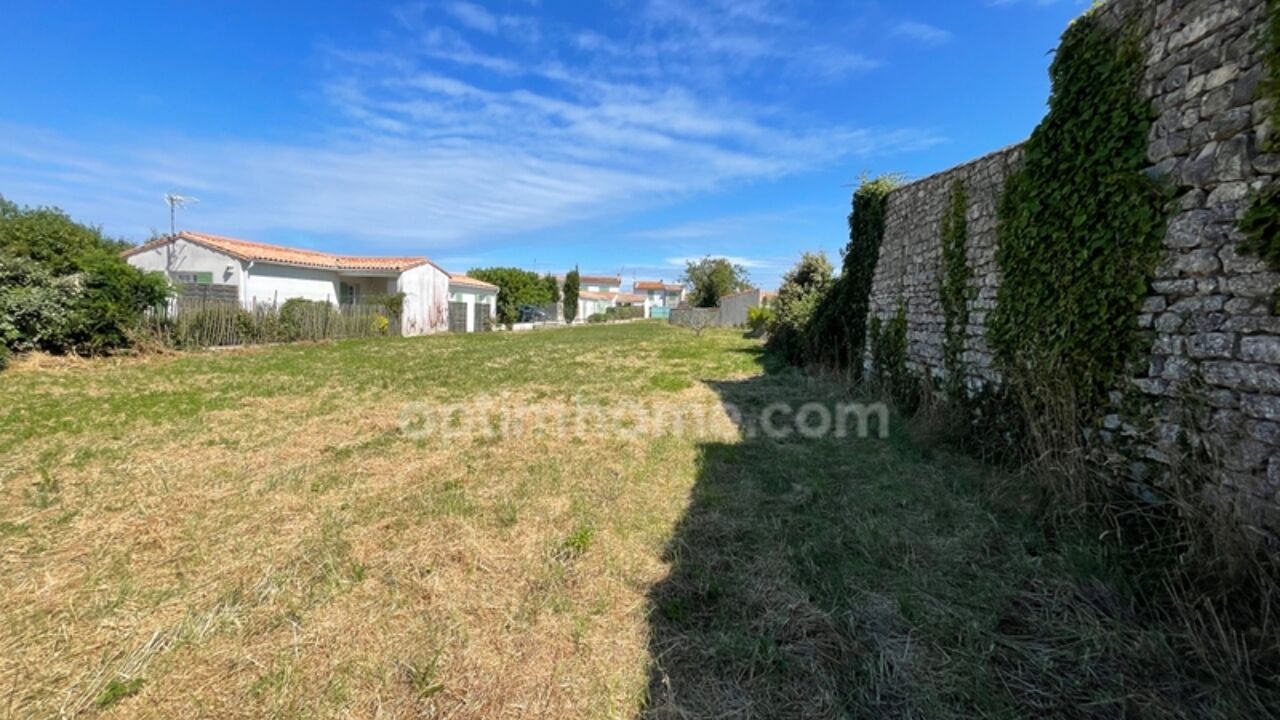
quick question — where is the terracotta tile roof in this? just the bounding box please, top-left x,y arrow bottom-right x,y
634,281 -> 684,292
123,231 -> 436,273
579,275 -> 621,286
449,273 -> 499,291
577,290 -> 615,301
614,292 -> 646,304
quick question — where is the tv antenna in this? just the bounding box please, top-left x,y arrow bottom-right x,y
164,193 -> 199,237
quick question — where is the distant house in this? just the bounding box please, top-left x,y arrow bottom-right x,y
580,275 -> 622,293
448,274 -> 498,333
634,281 -> 684,318
718,288 -> 777,326
123,231 -> 451,336
577,290 -> 617,319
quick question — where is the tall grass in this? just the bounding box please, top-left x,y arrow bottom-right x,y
141,298 -> 394,348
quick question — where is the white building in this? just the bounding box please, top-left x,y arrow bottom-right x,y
123,231 -> 452,336
634,281 -> 685,318
448,274 -> 499,332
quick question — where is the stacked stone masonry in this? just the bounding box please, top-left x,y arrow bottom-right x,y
866,0 -> 1278,535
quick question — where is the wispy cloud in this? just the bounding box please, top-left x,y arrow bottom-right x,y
0,0 -> 941,252
892,21 -> 952,45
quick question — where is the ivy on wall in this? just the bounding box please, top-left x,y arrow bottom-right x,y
939,179 -> 971,395
804,175 -> 897,374
869,301 -> 911,402
989,9 -> 1167,415
1239,0 -> 1280,269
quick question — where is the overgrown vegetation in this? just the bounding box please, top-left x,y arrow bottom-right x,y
1239,0 -> 1280,268
989,10 -> 1167,419
804,175 -> 898,373
868,301 -> 914,408
939,179 -> 971,395
765,251 -> 833,361
144,298 -> 394,348
0,196 -> 169,361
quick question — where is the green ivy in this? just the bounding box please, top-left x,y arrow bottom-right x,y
869,301 -> 916,408
989,10 -> 1167,417
938,179 -> 971,396
804,175 -> 898,375
1239,0 -> 1280,269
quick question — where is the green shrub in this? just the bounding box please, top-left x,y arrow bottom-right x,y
939,179 -> 972,397
1240,0 -> 1280,269
586,313 -> 606,324
605,305 -> 644,321
0,197 -> 169,356
746,305 -> 774,335
0,343 -> 9,371
766,251 -> 833,360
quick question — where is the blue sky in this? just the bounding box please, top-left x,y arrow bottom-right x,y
0,0 -> 1088,288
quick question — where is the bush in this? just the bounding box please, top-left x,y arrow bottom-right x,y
0,197 -> 169,356
0,343 -> 9,371
746,305 -> 773,336
605,305 -> 644,321
766,252 -> 833,361
586,313 -> 606,324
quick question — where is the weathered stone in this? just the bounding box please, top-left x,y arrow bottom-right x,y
1141,296 -> 1168,314
1153,278 -> 1197,295
1207,181 -> 1251,204
1220,243 -> 1270,273
1165,210 -> 1215,248
1247,420 -> 1280,445
1225,273 -> 1280,298
1242,393 -> 1280,421
1155,312 -> 1185,333
1202,361 -> 1280,393
1213,136 -> 1249,181
1168,295 -> 1227,314
1171,248 -> 1222,276
1255,154 -> 1280,176
1240,336 -> 1280,364
1189,332 -> 1236,359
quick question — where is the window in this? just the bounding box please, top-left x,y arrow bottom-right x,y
340,282 -> 358,305
173,271 -> 213,284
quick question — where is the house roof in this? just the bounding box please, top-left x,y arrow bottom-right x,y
449,273 -> 499,291
614,292 -> 646,304
634,281 -> 684,292
123,231 -> 438,273
577,290 -> 615,301
579,275 -> 621,286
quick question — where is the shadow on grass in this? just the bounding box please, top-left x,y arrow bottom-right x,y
638,366 -> 1207,719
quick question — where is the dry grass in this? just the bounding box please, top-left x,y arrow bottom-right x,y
3,323 -> 1274,718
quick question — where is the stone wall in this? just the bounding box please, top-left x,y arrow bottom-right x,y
866,0 -> 1278,532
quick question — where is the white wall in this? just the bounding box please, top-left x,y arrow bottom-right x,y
448,287 -> 498,332
126,238 -> 243,287
398,263 -> 450,336
244,264 -> 340,307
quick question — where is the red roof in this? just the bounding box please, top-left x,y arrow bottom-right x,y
579,275 -> 621,286
123,231 -> 437,273
449,273 -> 499,291
634,281 -> 683,292
578,290 -> 615,301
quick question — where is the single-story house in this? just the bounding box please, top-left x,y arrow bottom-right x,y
577,290 -> 617,319
448,274 -> 499,332
634,281 -> 684,318
123,231 -> 451,336
718,288 -> 777,326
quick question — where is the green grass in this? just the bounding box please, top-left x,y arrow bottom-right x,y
0,322 -> 1261,718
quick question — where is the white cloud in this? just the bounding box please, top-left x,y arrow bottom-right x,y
445,1 -> 498,34
0,0 -> 941,253
892,21 -> 951,45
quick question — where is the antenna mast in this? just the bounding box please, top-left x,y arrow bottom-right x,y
164,194 -> 199,237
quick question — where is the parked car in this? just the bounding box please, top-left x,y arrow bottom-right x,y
517,305 -> 549,323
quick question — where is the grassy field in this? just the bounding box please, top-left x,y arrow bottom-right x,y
0,322 -> 1251,718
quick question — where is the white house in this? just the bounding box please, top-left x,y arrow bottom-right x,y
579,275 -> 621,293
634,281 -> 684,318
123,231 -> 451,336
448,274 -> 499,332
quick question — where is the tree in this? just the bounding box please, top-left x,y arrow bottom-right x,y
563,268 -> 580,324
466,267 -> 554,325
543,273 -> 562,304
680,256 -> 750,308
0,196 -> 169,356
767,252 -> 834,362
